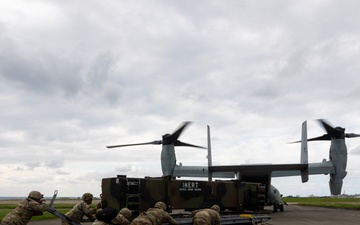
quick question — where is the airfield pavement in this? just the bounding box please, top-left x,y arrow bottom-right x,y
27,204 -> 360,225
267,204 -> 360,225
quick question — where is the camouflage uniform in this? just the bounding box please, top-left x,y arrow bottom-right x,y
92,219 -> 110,225
61,193 -> 97,225
111,208 -> 132,225
0,191 -> 49,225
92,221 -> 104,225
130,202 -> 177,225
192,205 -> 221,225
92,208 -> 132,225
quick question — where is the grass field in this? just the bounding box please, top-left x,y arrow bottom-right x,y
0,199 -> 101,222
283,197 -> 360,210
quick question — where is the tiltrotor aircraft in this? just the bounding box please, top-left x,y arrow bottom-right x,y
107,119 -> 359,212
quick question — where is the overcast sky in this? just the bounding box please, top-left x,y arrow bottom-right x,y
1,1 -> 360,199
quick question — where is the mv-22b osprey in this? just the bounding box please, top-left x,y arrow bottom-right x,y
107,119 -> 359,212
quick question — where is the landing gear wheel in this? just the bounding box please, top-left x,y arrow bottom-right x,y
273,205 -> 278,212
280,204 -> 284,212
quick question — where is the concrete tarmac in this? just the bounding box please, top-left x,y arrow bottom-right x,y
267,204 -> 360,225
28,204 -> 360,225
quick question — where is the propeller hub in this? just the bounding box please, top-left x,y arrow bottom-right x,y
163,134 -> 173,145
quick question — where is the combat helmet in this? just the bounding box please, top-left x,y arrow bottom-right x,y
28,191 -> 43,201
211,204 -> 220,213
154,201 -> 166,210
82,193 -> 93,202
120,207 -> 132,220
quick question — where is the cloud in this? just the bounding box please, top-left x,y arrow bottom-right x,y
56,170 -> 69,175
25,162 -> 41,170
0,0 -> 360,198
350,146 -> 360,155
45,159 -> 65,169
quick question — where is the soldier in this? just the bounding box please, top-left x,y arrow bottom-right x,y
0,190 -> 49,225
130,201 -> 177,225
92,207 -> 132,225
61,192 -> 97,225
92,207 -> 117,225
111,208 -> 132,225
192,205 -> 221,225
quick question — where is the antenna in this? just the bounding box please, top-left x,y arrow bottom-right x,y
207,125 -> 213,181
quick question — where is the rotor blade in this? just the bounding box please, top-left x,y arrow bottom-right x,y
288,140 -> 301,144
174,140 -> 206,149
289,134 -> 331,143
167,121 -> 192,143
291,119 -> 359,143
317,119 -> 339,136
307,134 -> 331,141
106,140 -> 162,148
346,133 -> 360,138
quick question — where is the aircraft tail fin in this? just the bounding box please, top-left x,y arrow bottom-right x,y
300,121 -> 309,183
207,125 -> 213,181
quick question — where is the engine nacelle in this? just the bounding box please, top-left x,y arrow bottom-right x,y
328,138 -> 347,195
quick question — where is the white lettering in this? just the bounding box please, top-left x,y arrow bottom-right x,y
181,182 -> 199,188
180,182 -> 201,191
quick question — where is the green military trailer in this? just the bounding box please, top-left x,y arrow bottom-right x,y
101,175 -> 266,215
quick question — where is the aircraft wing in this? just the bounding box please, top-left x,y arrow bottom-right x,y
271,161 -> 334,177
209,163 -> 308,176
